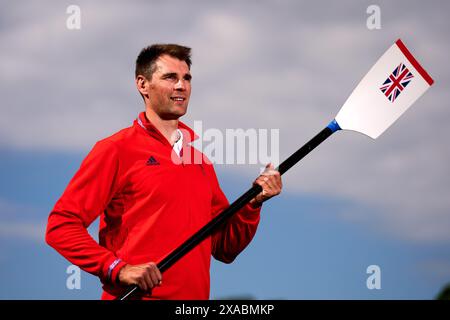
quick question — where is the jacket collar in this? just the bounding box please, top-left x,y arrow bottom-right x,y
135,112 -> 198,145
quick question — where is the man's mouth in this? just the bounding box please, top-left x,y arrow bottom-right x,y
170,97 -> 186,102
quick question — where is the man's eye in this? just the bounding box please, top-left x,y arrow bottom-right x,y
163,75 -> 177,81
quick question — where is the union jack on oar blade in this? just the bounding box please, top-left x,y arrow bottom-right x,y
380,62 -> 414,102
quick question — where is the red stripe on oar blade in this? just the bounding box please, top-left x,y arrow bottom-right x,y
396,39 -> 434,86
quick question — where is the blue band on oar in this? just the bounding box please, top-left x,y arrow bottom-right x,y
327,119 -> 341,133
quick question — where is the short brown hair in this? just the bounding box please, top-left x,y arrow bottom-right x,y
135,44 -> 192,79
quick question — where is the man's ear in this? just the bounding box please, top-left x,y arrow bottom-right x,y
136,75 -> 149,97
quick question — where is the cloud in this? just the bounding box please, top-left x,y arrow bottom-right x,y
0,221 -> 45,242
1,0 -> 450,243
0,198 -> 99,242
0,198 -> 45,241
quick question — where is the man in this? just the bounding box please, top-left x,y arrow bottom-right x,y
46,44 -> 282,300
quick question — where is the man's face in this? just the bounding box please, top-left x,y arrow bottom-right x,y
139,54 -> 192,120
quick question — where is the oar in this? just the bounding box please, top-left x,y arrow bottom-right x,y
117,39 -> 434,300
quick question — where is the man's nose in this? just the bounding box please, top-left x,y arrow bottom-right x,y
174,79 -> 186,91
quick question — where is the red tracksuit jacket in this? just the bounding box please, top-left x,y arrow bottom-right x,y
46,112 -> 261,299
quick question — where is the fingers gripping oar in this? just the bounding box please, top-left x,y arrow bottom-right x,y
117,39 -> 434,300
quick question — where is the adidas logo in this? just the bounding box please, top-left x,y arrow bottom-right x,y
146,156 -> 160,166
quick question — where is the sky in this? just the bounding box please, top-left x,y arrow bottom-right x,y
1,0 -> 449,299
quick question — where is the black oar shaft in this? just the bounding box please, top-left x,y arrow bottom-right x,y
118,124 -> 338,300
277,126 -> 335,175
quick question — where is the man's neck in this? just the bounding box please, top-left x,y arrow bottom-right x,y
145,108 -> 179,145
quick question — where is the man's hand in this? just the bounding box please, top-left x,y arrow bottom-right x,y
118,262 -> 162,292
249,163 -> 282,208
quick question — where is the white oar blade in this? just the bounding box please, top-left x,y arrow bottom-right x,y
335,39 -> 434,139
